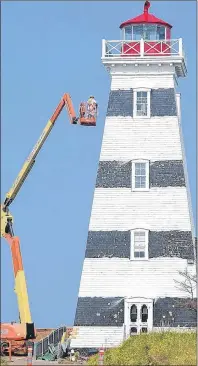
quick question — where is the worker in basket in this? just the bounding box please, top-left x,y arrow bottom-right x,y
79,102 -> 86,118
87,96 -> 98,118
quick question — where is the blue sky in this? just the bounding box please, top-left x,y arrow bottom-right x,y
1,1 -> 196,328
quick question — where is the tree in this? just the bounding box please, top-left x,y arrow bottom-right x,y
174,268 -> 197,314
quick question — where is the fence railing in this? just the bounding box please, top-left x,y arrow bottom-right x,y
34,326 -> 66,359
102,39 -> 184,58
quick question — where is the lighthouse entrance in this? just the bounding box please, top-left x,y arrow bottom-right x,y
124,298 -> 153,337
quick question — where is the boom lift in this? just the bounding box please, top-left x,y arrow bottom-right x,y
1,94 -> 97,354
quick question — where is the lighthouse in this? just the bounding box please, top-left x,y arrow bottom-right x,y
72,1 -> 196,351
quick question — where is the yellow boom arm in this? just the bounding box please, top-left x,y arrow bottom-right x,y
3,93 -> 78,212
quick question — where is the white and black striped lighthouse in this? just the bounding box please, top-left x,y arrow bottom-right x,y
72,1 -> 196,352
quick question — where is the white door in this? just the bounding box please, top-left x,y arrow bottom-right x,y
124,297 -> 153,337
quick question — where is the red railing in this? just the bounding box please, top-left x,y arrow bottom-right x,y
102,39 -> 183,58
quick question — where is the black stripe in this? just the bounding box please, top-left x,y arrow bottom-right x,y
106,89 -> 177,117
85,231 -> 194,260
74,297 -> 197,327
74,297 -> 124,326
96,160 -> 185,188
153,297 -> 197,327
150,161 -> 185,187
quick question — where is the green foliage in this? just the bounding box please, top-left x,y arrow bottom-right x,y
74,351 -> 80,360
0,357 -> 9,366
87,331 -> 196,365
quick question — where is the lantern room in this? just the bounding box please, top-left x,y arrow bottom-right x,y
102,1 -> 186,78
119,1 -> 172,56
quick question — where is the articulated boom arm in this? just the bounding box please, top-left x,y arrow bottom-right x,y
2,94 -> 78,212
1,93 -> 96,342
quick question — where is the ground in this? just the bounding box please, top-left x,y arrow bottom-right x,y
3,357 -> 58,365
3,356 -> 86,365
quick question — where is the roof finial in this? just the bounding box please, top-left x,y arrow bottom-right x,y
144,1 -> 151,14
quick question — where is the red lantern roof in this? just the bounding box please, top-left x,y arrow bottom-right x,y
120,1 -> 172,29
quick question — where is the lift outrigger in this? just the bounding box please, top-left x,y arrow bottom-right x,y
1,93 -> 97,355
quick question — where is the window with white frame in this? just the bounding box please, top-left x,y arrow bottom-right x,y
133,89 -> 151,118
130,229 -> 149,260
130,305 -> 137,322
132,160 -> 149,191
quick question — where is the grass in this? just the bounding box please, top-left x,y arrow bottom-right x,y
0,357 -> 8,365
87,331 -> 196,365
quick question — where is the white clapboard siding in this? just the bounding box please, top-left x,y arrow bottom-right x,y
70,326 -> 124,348
100,117 -> 182,161
111,75 -> 175,90
89,188 -> 191,231
79,258 -> 196,298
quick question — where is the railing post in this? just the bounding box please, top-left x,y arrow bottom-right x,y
33,343 -> 36,360
178,38 -> 183,57
121,40 -> 124,56
140,38 -> 144,57
102,39 -> 106,58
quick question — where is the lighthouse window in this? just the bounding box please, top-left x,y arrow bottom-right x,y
135,163 -> 146,188
130,327 -> 137,335
133,89 -> 151,118
143,25 -> 156,40
131,25 -> 166,41
133,25 -> 143,40
137,91 -> 148,116
157,26 -> 166,40
125,26 -> 132,40
130,305 -> 137,322
132,160 -> 149,191
130,229 -> 149,260
134,232 -> 145,258
141,305 -> 148,322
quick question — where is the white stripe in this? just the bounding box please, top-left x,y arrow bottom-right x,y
100,117 -> 182,161
78,258 -> 196,298
111,75 -> 175,90
89,187 -> 191,231
70,326 -> 123,348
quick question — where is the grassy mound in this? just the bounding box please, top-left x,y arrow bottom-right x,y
0,358 -> 8,365
87,331 -> 196,365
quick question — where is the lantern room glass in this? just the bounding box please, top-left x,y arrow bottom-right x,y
123,24 -> 166,41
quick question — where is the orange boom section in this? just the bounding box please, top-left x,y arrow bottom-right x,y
3,234 -> 33,332
4,234 -> 23,276
50,93 -> 78,125
10,236 -> 23,276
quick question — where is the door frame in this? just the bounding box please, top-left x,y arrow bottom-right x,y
124,297 -> 153,337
